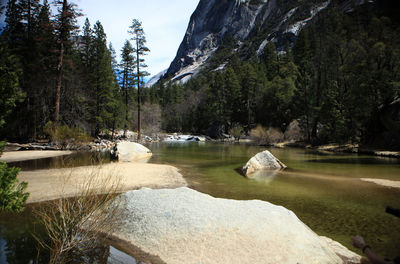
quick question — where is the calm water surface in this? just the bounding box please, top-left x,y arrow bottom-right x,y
148,143 -> 400,258
1,142 -> 400,262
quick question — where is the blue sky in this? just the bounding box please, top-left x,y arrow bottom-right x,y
0,0 -> 200,77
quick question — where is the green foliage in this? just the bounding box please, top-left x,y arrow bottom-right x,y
0,44 -> 25,128
292,3 -> 400,144
0,141 -> 29,213
0,161 -> 29,212
0,41 -> 29,214
229,124 -> 243,141
0,141 -> 5,153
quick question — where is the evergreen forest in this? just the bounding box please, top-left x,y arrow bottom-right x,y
1,0 -> 400,148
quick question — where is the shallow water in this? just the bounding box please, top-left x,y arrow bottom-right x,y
148,142 -> 400,258
8,151 -> 111,171
1,143 -> 400,262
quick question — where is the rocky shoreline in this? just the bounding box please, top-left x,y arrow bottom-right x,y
4,133 -> 214,153
5,133 -> 400,160
270,142 -> 400,159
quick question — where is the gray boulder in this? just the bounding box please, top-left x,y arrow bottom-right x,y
111,141 -> 152,162
243,150 -> 286,177
112,187 -> 360,264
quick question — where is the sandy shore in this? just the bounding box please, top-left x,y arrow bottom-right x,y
0,150 -> 73,163
19,162 -> 187,204
361,178 -> 400,189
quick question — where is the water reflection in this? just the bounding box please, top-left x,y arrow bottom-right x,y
8,151 -> 111,171
0,201 -> 142,264
247,170 -> 279,184
108,246 -> 142,264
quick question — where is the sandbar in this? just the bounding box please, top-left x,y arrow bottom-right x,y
18,162 -> 187,204
361,178 -> 400,189
0,150 -> 73,163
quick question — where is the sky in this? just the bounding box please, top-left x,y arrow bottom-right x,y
0,0 -> 200,77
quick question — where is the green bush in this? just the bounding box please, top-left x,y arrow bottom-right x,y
0,141 -> 29,212
44,122 -> 92,145
229,124 -> 243,141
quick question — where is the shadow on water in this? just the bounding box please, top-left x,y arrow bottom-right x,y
8,151 -> 112,171
0,202 -> 144,264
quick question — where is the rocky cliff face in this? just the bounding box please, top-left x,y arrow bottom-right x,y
166,0 -> 332,83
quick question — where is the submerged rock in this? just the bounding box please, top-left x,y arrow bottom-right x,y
113,187 -> 359,264
111,141 -> 152,162
243,150 -> 286,177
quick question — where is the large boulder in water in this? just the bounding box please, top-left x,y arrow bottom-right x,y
111,141 -> 152,162
112,187 -> 360,264
243,150 -> 286,177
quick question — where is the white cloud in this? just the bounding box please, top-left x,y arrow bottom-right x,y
75,0 -> 200,76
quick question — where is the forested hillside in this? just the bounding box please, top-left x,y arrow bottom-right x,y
149,1 -> 400,148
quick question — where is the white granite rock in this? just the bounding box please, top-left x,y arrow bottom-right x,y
320,237 -> 362,264
243,150 -> 286,177
113,142 -> 152,162
112,187 -> 359,264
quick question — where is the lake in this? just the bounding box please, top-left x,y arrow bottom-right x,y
1,142 -> 400,263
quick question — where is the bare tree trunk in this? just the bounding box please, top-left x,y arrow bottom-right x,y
55,42 -> 64,123
136,41 -> 141,141
54,0 -> 67,123
123,70 -> 128,138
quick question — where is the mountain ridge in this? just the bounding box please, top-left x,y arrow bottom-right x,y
164,0 -> 334,83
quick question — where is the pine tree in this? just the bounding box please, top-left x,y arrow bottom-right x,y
128,19 -> 150,141
239,63 -> 257,131
108,43 -> 124,139
224,67 -> 241,125
0,44 -> 25,128
53,0 -> 81,123
81,18 -> 93,68
90,21 -> 116,136
119,40 -> 135,137
3,0 -> 24,47
31,0 -> 56,136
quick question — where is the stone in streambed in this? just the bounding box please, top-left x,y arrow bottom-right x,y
243,150 -> 286,177
112,141 -> 152,162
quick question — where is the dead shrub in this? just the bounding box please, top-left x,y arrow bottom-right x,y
34,166 -> 121,264
284,120 -> 305,142
250,125 -> 284,145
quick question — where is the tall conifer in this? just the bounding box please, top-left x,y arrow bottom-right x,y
128,19 -> 149,141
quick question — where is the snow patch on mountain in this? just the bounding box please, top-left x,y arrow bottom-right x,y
167,0 -> 337,82
171,47 -> 217,84
145,69 -> 167,88
284,0 -> 331,35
